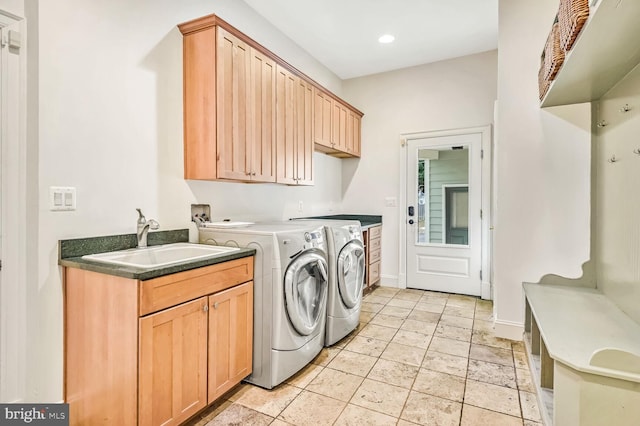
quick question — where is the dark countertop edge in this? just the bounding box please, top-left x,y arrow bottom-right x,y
59,248 -> 256,280
360,222 -> 382,230
291,215 -> 382,229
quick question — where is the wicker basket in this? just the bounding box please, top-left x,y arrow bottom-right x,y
558,0 -> 590,51
544,22 -> 565,81
538,59 -> 550,101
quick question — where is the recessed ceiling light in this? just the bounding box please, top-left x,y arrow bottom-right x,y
378,34 -> 395,44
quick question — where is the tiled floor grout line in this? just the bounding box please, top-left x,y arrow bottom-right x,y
458,297 -> 476,426
197,288 -> 542,426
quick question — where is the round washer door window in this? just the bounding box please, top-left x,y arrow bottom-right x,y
284,250 -> 329,336
337,240 -> 365,308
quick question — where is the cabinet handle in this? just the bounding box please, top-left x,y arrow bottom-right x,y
203,304 -> 209,313
212,302 -> 219,310
252,172 -> 256,176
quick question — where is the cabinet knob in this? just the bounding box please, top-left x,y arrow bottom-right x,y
203,304 -> 209,312
212,302 -> 219,310
252,172 -> 256,176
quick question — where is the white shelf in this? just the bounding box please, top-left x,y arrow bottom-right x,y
541,0 -> 640,107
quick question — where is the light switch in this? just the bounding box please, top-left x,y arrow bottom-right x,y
50,187 -> 76,211
385,197 -> 397,207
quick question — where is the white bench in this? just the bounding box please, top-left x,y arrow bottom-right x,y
523,283 -> 640,426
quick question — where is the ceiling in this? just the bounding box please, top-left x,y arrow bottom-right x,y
242,0 -> 499,80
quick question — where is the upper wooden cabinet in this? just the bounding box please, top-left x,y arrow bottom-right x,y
179,14 -> 363,183
276,65 -> 313,185
182,25 -> 275,182
313,87 -> 362,158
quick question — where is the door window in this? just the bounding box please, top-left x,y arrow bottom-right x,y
416,146 -> 469,246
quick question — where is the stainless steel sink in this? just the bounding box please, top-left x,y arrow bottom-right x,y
82,243 -> 240,269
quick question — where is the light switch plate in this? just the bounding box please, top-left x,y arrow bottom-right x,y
50,187 -> 76,211
385,197 -> 397,207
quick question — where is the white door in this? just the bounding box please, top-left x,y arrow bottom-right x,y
406,132 -> 483,296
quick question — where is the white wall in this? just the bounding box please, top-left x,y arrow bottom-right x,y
0,0 -> 21,16
341,50 -> 498,287
494,0 -> 592,339
595,64 -> 640,323
26,0 -> 344,402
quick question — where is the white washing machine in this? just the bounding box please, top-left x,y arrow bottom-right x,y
291,220 -> 365,346
199,222 -> 329,389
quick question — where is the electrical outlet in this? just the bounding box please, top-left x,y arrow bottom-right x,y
298,201 -> 304,212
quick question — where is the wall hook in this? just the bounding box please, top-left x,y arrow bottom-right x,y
633,149 -> 640,156
620,104 -> 631,113
608,155 -> 619,163
597,120 -> 608,128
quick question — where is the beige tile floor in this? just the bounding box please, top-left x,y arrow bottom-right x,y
186,287 -> 543,426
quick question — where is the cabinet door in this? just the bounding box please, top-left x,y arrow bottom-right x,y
332,100 -> 348,152
346,110 -> 362,157
208,282 -> 254,403
275,65 -> 298,185
139,297 -> 208,426
250,48 -> 276,182
217,27 -> 252,181
313,89 -> 332,148
352,112 -> 361,157
296,78 -> 314,185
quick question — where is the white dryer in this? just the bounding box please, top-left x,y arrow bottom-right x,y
291,219 -> 365,346
199,222 -> 329,389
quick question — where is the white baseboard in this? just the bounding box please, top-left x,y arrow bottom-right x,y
380,274 -> 400,288
494,319 -> 524,341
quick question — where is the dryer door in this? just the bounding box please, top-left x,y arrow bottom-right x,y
337,240 -> 365,308
284,250 -> 329,336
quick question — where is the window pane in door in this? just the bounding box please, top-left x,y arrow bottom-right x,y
415,146 -> 469,246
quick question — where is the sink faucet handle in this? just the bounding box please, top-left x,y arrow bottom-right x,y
136,208 -> 146,224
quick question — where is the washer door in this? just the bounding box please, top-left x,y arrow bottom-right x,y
337,240 -> 365,309
284,250 -> 329,336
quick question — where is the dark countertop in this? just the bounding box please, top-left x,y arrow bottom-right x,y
59,229 -> 255,280
295,214 -> 382,229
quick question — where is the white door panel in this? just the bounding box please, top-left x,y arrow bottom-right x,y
406,132 -> 483,296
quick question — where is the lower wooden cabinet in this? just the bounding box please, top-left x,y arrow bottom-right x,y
363,225 -> 382,291
139,298 -> 209,426
65,256 -> 254,426
208,282 -> 253,403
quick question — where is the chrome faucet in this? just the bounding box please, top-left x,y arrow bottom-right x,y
136,208 -> 159,248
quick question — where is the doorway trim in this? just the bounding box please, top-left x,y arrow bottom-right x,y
399,125 -> 493,299
0,9 -> 27,403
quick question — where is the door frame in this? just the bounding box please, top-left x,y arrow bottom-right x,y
398,125 -> 493,299
0,9 -> 28,402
